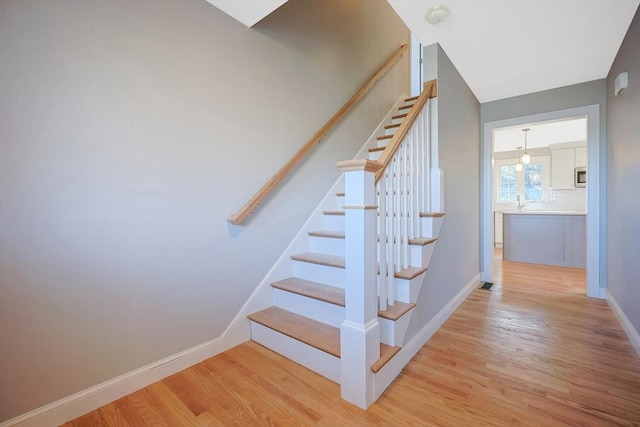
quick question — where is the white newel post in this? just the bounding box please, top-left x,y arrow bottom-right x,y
336,159 -> 382,409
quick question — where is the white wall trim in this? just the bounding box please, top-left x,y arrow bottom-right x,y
606,290 -> 640,357
1,334 -> 233,427
1,94 -> 409,427
374,273 -> 480,398
481,105 -> 603,299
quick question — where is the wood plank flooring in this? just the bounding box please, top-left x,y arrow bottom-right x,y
64,252 -> 640,426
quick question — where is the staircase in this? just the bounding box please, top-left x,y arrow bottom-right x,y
247,83 -> 442,409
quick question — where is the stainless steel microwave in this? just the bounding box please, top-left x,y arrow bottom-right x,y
575,167 -> 586,188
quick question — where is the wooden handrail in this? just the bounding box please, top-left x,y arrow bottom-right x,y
374,80 -> 438,183
228,44 -> 409,225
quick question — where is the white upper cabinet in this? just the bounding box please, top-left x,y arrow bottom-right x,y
551,148 -> 575,189
550,142 -> 587,189
575,146 -> 587,168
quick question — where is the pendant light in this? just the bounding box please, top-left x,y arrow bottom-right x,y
515,146 -> 524,172
521,128 -> 531,165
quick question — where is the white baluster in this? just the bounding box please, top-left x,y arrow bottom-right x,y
412,124 -> 420,239
401,138 -> 409,270
410,131 -> 415,238
377,177 -> 387,312
424,102 -> 432,213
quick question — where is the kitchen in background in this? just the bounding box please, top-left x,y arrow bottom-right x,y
492,118 -> 588,269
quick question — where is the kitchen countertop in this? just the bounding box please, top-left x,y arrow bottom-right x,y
501,211 -> 586,215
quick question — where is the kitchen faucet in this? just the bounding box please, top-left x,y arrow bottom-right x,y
517,194 -> 525,210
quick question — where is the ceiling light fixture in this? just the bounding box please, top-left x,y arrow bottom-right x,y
521,128 -> 531,165
515,146 -> 524,172
425,5 -> 450,25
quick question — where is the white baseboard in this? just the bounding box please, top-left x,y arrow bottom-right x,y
606,290 -> 640,357
374,273 -> 480,398
1,332 -> 245,427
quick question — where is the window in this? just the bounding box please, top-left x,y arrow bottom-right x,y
495,156 -> 550,204
500,165 -> 517,201
524,163 -> 543,201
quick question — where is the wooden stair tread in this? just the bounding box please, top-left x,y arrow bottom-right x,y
420,212 -> 446,218
378,301 -> 415,321
369,146 -> 386,153
272,278 -> 345,307
248,307 -> 340,357
391,113 -> 408,120
249,307 -> 401,371
291,252 -> 345,269
323,210 -> 344,216
336,192 -> 345,197
408,237 -> 437,246
372,344 -> 401,373
377,134 -> 393,140
404,95 -> 419,102
308,230 -> 345,239
398,104 -> 414,111
273,278 -> 415,320
395,266 -> 428,280
384,123 -> 401,130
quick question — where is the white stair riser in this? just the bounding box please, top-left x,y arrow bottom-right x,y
375,242 -> 431,270
250,322 -> 340,383
310,236 -> 345,257
376,139 -> 390,148
421,217 -> 444,238
292,261 -> 345,288
409,243 -> 435,269
324,214 -> 345,230
335,195 -> 345,208
369,151 -> 382,161
384,127 -> 398,136
395,273 -> 427,304
391,116 -> 405,125
272,286 -> 414,347
272,288 -> 344,328
379,310 -> 413,347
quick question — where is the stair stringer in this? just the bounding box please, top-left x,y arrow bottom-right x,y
223,94 -> 409,351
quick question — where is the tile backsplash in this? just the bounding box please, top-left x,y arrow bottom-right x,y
548,188 -> 587,211
494,188 -> 586,212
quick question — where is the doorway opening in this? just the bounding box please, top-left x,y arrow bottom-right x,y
481,105 -> 603,299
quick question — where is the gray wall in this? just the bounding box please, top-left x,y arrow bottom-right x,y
606,8 -> 640,334
406,44 -> 481,338
0,0 -> 409,421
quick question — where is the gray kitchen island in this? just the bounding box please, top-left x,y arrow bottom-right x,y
502,211 -> 586,268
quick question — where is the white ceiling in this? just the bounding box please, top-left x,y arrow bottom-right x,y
388,0 -> 639,102
206,0 -> 287,27
206,0 -> 639,103
493,118 -> 587,153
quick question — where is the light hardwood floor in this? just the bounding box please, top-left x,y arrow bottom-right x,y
64,253 -> 640,426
